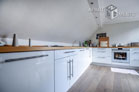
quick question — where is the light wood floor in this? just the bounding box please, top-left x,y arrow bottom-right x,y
68,65 -> 139,92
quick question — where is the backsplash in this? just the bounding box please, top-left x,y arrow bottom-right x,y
0,38 -> 76,46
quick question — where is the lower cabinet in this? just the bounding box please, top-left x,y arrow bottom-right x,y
55,57 -> 69,92
55,49 -> 92,92
130,48 -> 139,67
0,51 -> 54,92
77,49 -> 90,76
55,55 -> 78,92
92,48 -> 111,64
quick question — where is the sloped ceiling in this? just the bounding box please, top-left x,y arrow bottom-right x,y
0,0 -> 98,43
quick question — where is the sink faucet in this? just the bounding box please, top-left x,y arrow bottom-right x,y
72,40 -> 77,47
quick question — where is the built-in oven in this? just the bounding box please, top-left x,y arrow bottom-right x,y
112,48 -> 130,63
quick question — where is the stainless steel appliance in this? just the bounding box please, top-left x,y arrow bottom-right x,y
131,42 -> 139,47
112,48 -> 130,63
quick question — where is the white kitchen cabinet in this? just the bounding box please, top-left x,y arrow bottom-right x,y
55,57 -> 70,92
76,48 -> 91,78
69,55 -> 79,87
55,48 -> 92,92
85,48 -> 93,65
0,51 -> 54,92
77,49 -> 86,76
0,48 -> 93,92
89,48 -> 93,64
55,49 -> 78,92
92,48 -> 111,64
130,48 -> 139,67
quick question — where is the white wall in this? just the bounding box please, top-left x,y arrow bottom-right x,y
0,0 -> 98,43
91,21 -> 139,46
0,37 -> 76,46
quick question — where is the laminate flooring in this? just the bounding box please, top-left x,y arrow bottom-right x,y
68,65 -> 139,92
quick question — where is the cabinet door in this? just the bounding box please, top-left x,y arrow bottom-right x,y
55,58 -> 70,92
85,48 -> 92,66
69,55 -> 78,88
130,60 -> 139,67
92,48 -> 111,64
77,49 -> 86,77
33,51 -> 54,92
0,51 -> 54,92
89,48 -> 93,64
130,49 -> 139,67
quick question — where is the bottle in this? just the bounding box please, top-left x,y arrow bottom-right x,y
29,38 -> 31,47
12,34 -> 19,47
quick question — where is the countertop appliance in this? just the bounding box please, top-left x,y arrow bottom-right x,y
131,42 -> 139,47
112,48 -> 130,63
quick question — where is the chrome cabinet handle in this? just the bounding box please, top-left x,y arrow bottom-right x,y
133,52 -> 139,54
98,51 -> 106,53
97,57 -> 106,58
64,51 -> 75,54
133,59 -> 139,61
69,60 -> 73,78
71,59 -> 74,77
0,55 -> 49,64
67,60 -> 71,80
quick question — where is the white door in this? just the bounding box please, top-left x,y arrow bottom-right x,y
130,48 -> 139,67
32,51 -> 54,92
77,49 -> 85,77
89,48 -> 93,64
55,58 -> 70,92
0,51 -> 54,92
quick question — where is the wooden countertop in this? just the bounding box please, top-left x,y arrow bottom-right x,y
0,46 -> 139,53
0,46 -> 89,53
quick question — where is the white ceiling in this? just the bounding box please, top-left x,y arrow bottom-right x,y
88,0 -> 139,26
0,0 -> 98,43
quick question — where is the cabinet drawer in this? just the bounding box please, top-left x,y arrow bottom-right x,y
0,51 -> 53,61
130,48 -> 139,52
92,48 -> 111,56
130,51 -> 139,54
92,57 -> 111,64
55,49 -> 77,60
130,60 -> 139,67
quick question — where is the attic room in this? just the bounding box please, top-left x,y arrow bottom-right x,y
0,0 -> 139,92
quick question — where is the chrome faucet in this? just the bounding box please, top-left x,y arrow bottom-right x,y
72,40 -> 77,47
